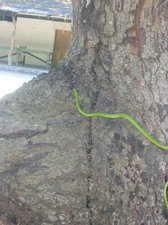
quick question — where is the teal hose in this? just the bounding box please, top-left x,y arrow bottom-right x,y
73,88 -> 168,208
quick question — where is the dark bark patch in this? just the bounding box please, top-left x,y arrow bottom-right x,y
0,128 -> 48,140
114,132 -> 120,141
111,132 -> 125,152
127,134 -> 144,156
157,103 -> 168,123
129,191 -> 136,201
140,172 -> 148,184
114,174 -> 124,187
162,207 -> 168,220
0,198 -> 42,225
80,1 -> 94,30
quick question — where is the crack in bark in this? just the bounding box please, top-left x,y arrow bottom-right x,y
0,128 -> 48,140
86,72 -> 100,225
86,117 -> 93,225
26,142 -> 59,149
0,151 -> 49,179
85,70 -> 100,225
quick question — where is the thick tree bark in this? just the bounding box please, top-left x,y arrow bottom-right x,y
0,0 -> 168,224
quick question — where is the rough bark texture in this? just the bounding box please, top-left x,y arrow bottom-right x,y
0,0 -> 168,224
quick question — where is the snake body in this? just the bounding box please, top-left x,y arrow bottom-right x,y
163,180 -> 168,208
73,88 -> 168,208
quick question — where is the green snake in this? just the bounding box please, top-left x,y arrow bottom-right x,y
73,88 -> 168,208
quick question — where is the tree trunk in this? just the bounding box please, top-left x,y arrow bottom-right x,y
0,0 -> 168,224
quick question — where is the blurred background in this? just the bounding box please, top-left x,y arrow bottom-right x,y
0,0 -> 72,98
